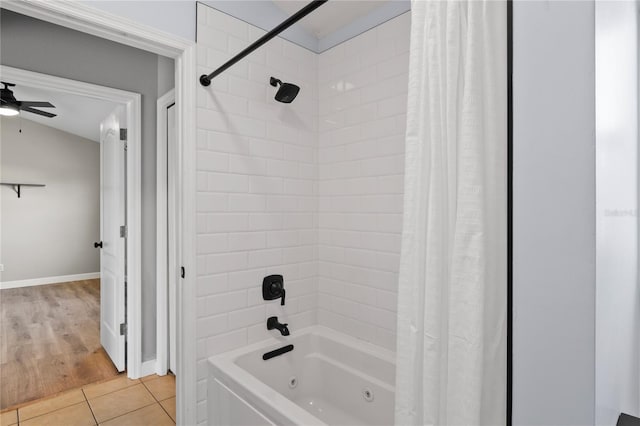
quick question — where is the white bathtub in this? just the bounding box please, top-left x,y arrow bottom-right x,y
208,325 -> 396,426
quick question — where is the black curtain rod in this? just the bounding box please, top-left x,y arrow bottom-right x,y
200,0 -> 329,86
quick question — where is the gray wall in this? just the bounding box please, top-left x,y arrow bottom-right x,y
595,1 -> 640,423
0,9 -> 174,361
513,1 -> 596,424
157,56 -> 175,96
1,118 -> 100,282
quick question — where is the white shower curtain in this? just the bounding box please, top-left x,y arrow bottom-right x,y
395,1 -> 508,425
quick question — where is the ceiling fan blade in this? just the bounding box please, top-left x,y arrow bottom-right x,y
21,106 -> 57,118
20,101 -> 55,108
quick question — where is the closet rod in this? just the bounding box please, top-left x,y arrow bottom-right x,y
199,0 -> 328,86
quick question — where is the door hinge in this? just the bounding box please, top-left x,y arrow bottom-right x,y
120,225 -> 127,238
120,323 -> 127,336
120,128 -> 128,151
181,266 -> 185,279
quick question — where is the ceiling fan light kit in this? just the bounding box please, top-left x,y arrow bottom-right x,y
0,103 -> 19,116
0,81 -> 57,118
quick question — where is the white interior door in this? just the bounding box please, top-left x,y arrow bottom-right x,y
99,107 -> 126,372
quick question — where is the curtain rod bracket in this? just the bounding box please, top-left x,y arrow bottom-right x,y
200,75 -> 211,87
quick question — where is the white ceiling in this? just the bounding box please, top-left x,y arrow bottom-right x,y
271,0 -> 389,39
8,84 -> 118,142
202,0 -> 409,52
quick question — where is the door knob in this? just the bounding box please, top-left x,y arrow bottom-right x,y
94,241 -> 103,248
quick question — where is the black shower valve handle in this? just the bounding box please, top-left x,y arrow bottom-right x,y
269,284 -> 285,305
271,283 -> 286,306
262,274 -> 286,306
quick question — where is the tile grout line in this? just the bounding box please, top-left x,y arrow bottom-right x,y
140,379 -> 161,404
156,399 -> 175,423
88,382 -> 157,424
18,379 -> 143,425
16,401 -> 89,424
83,377 -> 141,401
94,376 -> 168,424
81,389 -> 98,426
96,401 -> 160,425
140,377 -> 176,423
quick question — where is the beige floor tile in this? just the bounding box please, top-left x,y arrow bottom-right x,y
139,374 -> 159,383
88,384 -> 155,423
0,409 -> 17,425
99,403 -> 174,426
20,402 -> 95,426
19,389 -> 85,421
83,375 -> 140,400
143,375 -> 175,401
159,397 -> 176,422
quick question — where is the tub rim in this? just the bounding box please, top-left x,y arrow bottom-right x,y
207,325 -> 396,426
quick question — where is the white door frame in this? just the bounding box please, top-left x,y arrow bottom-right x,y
0,65 -> 143,376
156,89 -> 176,376
0,3 -> 198,425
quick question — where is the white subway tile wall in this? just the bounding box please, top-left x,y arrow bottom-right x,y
196,4 -> 318,423
196,4 -> 409,424
316,12 -> 410,351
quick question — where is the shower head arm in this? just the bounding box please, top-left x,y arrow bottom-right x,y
270,77 -> 282,87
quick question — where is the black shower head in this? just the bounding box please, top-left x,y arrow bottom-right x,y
270,77 -> 300,103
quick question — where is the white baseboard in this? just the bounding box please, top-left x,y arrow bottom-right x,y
0,272 -> 101,290
140,359 -> 158,378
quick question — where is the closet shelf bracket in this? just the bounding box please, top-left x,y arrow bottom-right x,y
0,182 -> 46,198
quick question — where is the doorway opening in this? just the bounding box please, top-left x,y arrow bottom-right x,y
0,65 -> 142,409
0,1 -> 196,422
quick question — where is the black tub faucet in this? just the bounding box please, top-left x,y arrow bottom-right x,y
267,316 -> 290,336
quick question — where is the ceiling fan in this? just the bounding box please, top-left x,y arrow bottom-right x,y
0,82 -> 57,118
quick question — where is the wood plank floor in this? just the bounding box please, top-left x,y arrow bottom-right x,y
0,279 -> 119,410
